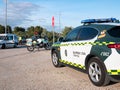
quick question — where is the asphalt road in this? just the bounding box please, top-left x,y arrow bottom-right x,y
0,46 -> 120,90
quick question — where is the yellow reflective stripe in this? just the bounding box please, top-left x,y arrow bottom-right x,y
60,60 -> 120,75
112,72 -> 118,75
102,42 -> 108,45
60,59 -> 85,70
109,42 -> 115,44
52,42 -> 115,47
108,70 -> 120,75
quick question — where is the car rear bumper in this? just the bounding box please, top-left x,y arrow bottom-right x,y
104,49 -> 120,75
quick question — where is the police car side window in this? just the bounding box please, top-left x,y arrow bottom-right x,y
78,28 -> 98,40
64,27 -> 80,42
5,36 -> 8,40
8,36 -> 13,40
14,36 -> 16,40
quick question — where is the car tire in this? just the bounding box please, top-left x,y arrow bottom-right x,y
14,43 -> 17,48
87,57 -> 110,86
1,44 -> 6,49
52,51 -> 62,67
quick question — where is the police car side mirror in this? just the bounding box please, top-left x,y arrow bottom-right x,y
58,37 -> 64,42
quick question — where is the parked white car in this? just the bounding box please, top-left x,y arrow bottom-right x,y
0,34 -> 18,49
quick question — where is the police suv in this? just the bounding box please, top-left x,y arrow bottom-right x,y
0,34 -> 18,49
51,18 -> 120,86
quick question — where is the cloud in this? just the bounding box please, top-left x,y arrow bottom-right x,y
0,1 -> 41,27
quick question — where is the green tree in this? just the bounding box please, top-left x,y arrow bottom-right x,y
45,31 -> 60,43
34,26 -> 43,36
62,26 -> 72,37
41,28 -> 49,38
0,25 -> 5,34
13,26 -> 26,37
0,25 -> 12,34
7,25 -> 12,33
54,32 -> 60,42
26,26 -> 35,37
13,27 -> 25,33
46,31 -> 53,43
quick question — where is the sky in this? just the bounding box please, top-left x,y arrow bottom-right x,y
0,0 -> 120,32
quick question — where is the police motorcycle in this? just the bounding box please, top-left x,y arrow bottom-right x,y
26,36 -> 50,52
39,37 -> 50,50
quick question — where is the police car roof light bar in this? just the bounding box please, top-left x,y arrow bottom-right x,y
81,18 -> 118,24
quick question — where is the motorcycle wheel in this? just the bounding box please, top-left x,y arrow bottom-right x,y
27,46 -> 34,52
45,43 -> 50,50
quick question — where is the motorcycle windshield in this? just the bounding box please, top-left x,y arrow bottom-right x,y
26,41 -> 32,46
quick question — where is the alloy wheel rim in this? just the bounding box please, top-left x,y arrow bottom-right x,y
89,62 -> 102,82
29,47 -> 33,50
52,53 -> 58,65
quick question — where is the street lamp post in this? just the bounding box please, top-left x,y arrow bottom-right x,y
5,0 -> 7,34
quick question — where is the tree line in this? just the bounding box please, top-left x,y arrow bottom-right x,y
0,24 -> 72,42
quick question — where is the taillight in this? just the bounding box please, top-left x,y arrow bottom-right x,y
107,44 -> 120,49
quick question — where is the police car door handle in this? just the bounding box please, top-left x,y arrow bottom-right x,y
65,49 -> 67,56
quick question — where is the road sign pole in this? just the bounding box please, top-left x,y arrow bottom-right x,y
53,27 -> 54,44
52,16 -> 55,44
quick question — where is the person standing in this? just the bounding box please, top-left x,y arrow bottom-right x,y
19,36 -> 22,45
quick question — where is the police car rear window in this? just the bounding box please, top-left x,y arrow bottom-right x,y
78,27 -> 98,40
108,26 -> 120,38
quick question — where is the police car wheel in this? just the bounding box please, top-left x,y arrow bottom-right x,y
2,44 -> 6,49
14,43 -> 17,48
87,57 -> 110,86
27,46 -> 34,52
52,51 -> 61,67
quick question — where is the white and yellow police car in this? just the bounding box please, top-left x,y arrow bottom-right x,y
51,18 -> 120,86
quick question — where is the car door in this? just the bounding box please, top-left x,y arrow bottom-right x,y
6,35 -> 14,47
60,27 -> 98,68
72,27 -> 98,67
60,27 -> 81,64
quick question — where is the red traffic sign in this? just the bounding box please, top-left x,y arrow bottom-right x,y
52,16 -> 54,27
